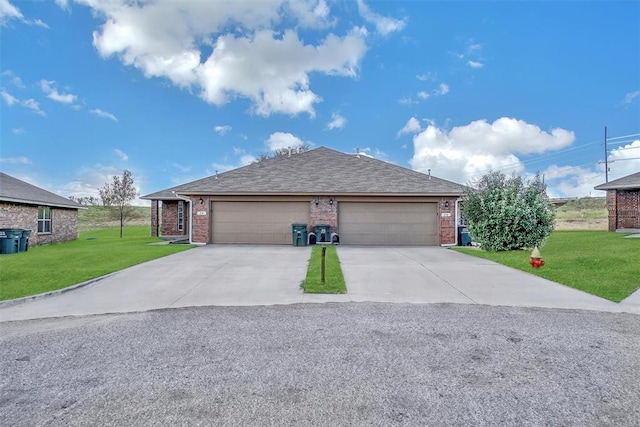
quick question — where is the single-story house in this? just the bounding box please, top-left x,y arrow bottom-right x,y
141,147 -> 467,246
594,171 -> 640,231
0,172 -> 85,246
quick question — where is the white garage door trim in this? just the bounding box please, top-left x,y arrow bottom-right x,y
339,202 -> 437,246
211,201 -> 309,244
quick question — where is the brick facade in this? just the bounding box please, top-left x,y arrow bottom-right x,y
439,197 -> 457,245
160,200 -> 189,237
151,200 -> 159,237
310,196 -> 338,234
0,202 -> 79,246
607,189 -> 640,231
156,196 -> 462,246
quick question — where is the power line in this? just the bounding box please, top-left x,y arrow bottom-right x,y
607,132 -> 640,141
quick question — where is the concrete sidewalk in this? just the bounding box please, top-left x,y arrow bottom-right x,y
337,247 -> 637,314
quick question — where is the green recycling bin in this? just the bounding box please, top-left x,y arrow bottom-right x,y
292,224 -> 308,247
0,229 -> 21,255
19,229 -> 31,252
458,226 -> 473,246
314,224 -> 331,243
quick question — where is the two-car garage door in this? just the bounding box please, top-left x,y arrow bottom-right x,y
338,202 -> 437,246
211,201 -> 309,244
211,200 -> 437,245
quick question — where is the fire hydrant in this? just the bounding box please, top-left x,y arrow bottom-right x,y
529,246 -> 545,269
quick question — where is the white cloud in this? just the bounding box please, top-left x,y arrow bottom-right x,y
327,112 -> 346,130
1,70 -> 25,88
40,80 -> 78,104
417,91 -> 429,100
83,0 -> 369,117
622,90 -> 639,104
55,0 -> 69,10
397,96 -> 417,105
265,131 -> 304,151
22,98 -> 46,116
214,125 -> 232,135
11,127 -> 25,134
409,117 -> 575,185
434,82 -> 449,95
90,108 -> 118,121
356,0 -> 406,36
0,0 -> 48,28
0,156 -> 31,164
171,163 -> 191,173
114,149 -> 128,161
0,0 -> 22,24
467,60 -> 484,69
416,72 -> 436,81
1,89 -> 18,106
397,117 -> 421,137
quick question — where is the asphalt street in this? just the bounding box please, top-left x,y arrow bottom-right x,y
1,303 -> 639,426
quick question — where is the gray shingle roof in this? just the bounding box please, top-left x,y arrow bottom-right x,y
142,147 -> 466,199
594,171 -> 640,190
0,172 -> 84,209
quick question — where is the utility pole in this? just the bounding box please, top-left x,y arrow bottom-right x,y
604,126 -> 609,183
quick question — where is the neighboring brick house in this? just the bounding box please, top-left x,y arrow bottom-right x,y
141,147 -> 467,246
595,171 -> 640,232
0,172 -> 84,246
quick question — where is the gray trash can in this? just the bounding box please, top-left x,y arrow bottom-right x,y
292,224 -> 308,247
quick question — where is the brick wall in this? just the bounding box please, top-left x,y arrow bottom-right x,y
614,190 -> 640,230
606,190 -> 617,232
0,202 -> 78,246
439,197 -> 456,245
191,196 -> 210,244
151,200 -> 159,237
161,200 -> 189,237
310,197 -> 338,234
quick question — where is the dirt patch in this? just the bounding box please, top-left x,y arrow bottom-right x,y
554,219 -> 607,231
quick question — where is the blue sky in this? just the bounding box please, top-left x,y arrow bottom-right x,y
1,0 -> 639,203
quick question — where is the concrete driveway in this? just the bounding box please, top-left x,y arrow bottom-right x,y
338,247 -> 632,313
0,245 -> 310,322
1,245 -> 637,322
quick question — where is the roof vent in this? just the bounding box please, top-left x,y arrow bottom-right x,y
428,169 -> 431,180
356,147 -> 360,158
215,170 -> 218,180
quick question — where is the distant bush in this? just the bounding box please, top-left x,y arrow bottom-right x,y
462,171 -> 555,252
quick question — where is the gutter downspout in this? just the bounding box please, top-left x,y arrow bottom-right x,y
455,198 -> 462,247
172,192 -> 196,245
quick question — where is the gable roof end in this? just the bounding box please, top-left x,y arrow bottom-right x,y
0,172 -> 85,209
594,171 -> 640,190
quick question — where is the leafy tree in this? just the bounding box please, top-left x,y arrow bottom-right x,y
69,195 -> 100,206
99,170 -> 139,238
462,171 -> 555,252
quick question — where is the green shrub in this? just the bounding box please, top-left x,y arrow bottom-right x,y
463,171 -> 555,251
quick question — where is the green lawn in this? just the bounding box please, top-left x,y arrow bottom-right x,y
0,226 -> 193,301
302,245 -> 347,294
453,231 -> 639,302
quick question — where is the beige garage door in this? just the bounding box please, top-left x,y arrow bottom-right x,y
212,201 -> 309,244
339,202 -> 437,245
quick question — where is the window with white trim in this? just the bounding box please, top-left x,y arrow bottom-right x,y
38,206 -> 51,233
177,201 -> 184,232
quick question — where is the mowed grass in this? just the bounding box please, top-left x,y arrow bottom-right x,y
454,231 -> 639,302
0,226 -> 193,301
303,245 -> 347,293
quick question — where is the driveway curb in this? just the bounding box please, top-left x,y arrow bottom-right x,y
0,274 -> 115,308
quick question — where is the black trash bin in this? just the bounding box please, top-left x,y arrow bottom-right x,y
291,224 -> 308,247
0,229 -> 21,255
19,229 -> 31,252
314,224 -> 331,243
